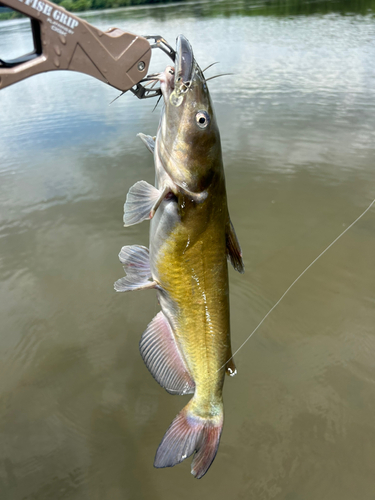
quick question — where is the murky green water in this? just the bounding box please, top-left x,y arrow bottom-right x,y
1,0 -> 375,498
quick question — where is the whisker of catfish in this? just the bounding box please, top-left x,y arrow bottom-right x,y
152,94 -> 162,113
109,76 -> 159,105
202,62 -> 219,73
139,76 -> 160,83
109,91 -> 126,105
205,73 -> 234,81
143,80 -> 158,88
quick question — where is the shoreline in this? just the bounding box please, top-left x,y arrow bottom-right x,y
0,0 -> 190,21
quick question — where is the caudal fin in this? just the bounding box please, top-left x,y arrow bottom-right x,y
154,402 -> 223,479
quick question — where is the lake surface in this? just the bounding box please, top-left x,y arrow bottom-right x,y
1,0 -> 375,498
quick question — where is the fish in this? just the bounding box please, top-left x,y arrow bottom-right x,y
115,35 -> 244,479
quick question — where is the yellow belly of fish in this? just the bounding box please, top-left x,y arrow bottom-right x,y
156,218 -> 229,411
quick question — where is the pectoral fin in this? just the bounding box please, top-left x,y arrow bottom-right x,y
123,181 -> 168,227
137,133 -> 155,154
150,186 -> 170,218
140,311 -> 195,395
226,220 -> 244,274
114,245 -> 157,292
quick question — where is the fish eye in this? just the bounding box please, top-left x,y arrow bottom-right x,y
195,110 -> 210,129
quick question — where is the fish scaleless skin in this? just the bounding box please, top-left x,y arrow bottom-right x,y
115,35 -> 244,479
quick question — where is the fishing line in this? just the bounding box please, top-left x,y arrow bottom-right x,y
218,198 -> 375,372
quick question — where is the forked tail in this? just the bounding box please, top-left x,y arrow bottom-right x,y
154,399 -> 223,479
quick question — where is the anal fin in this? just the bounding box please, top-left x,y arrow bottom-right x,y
140,311 -> 195,395
114,245 -> 156,292
226,220 -> 245,274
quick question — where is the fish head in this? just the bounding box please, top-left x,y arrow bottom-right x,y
157,35 -> 222,194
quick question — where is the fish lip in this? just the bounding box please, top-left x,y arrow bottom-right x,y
175,34 -> 194,87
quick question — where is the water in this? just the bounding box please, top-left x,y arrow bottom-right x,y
0,0 -> 375,498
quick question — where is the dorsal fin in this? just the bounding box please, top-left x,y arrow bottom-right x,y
226,220 -> 244,273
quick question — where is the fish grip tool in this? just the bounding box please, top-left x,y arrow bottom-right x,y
130,35 -> 176,99
0,0 -> 175,97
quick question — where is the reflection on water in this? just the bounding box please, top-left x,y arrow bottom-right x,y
0,0 -> 375,498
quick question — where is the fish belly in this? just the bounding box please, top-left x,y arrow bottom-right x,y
150,197 -> 230,409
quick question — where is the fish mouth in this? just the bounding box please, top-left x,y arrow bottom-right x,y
154,35 -> 197,106
140,36 -> 199,103
175,35 -> 194,88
